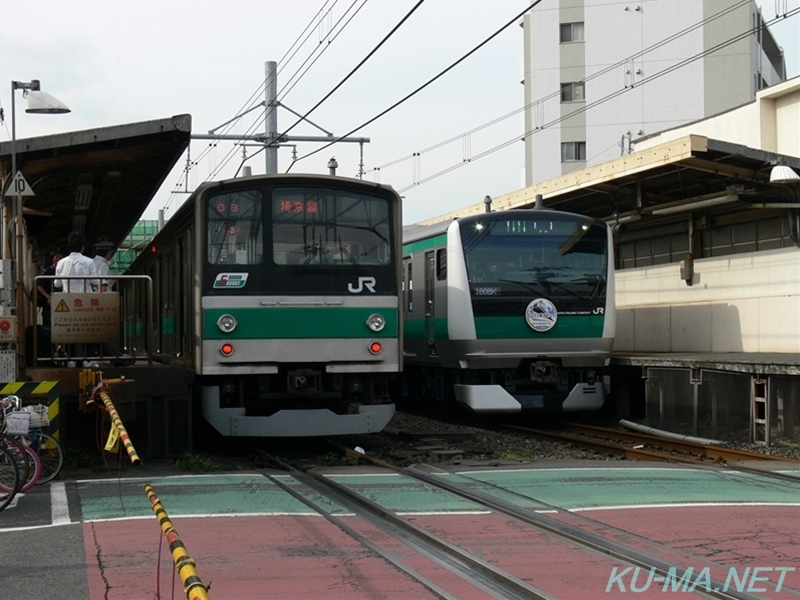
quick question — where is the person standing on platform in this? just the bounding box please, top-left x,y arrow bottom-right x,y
54,231 -> 99,366
92,240 -> 115,292
54,231 -> 99,293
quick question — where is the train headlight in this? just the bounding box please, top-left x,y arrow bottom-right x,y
366,313 -> 386,332
217,314 -> 238,333
220,343 -> 235,357
368,341 -> 383,355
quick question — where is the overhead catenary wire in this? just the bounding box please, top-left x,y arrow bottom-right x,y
160,0 -> 372,215
278,0 -> 427,144
371,0 -> 754,175
286,0 -> 544,171
396,6 -> 800,194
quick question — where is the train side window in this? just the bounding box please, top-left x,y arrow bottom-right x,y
436,248 -> 447,280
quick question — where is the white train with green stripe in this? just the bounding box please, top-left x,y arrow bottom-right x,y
402,203 -> 614,413
125,173 -> 402,437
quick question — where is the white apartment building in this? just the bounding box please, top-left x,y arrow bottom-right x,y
522,0 -> 787,186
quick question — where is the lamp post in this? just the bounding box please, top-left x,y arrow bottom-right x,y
10,80 -> 71,256
8,79 -> 69,375
769,163 -> 800,248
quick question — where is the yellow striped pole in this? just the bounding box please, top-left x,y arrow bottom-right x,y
98,389 -> 141,466
145,484 -> 211,600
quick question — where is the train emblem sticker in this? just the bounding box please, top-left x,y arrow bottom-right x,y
213,273 -> 249,289
525,298 -> 557,332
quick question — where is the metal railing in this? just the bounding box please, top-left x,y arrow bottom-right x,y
30,274 -> 153,368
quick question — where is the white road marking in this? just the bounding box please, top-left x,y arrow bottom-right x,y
51,482 -> 71,525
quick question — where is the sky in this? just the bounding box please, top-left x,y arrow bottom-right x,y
1,0 -> 798,226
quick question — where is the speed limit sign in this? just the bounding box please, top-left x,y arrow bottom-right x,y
5,171 -> 35,196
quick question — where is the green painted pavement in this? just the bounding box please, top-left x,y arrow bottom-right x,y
78,474 -> 316,521
326,473 -> 487,513
454,467 -> 800,511
77,467 -> 800,522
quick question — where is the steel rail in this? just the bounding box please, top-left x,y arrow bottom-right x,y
334,444 -> 765,600
563,422 -> 800,463
257,450 -> 554,600
502,425 -> 712,464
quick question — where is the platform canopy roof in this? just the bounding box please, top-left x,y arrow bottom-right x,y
0,114 -> 191,257
418,135 -> 800,227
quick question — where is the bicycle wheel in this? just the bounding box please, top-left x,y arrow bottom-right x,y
30,432 -> 63,484
17,444 -> 41,492
0,433 -> 30,491
0,445 -> 21,511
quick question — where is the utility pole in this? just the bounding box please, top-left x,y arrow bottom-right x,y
197,60 -> 370,177
265,61 -> 278,175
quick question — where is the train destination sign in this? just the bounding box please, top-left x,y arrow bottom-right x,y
51,293 -> 120,344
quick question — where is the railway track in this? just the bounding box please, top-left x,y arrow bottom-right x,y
503,422 -> 800,473
258,450 -> 551,600
254,444 -> 794,600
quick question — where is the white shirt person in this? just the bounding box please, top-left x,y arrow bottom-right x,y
54,231 -> 100,293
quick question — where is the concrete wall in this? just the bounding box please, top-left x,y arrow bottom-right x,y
615,247 -> 800,353
635,77 -> 800,155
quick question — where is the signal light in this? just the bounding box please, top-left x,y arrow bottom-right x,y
150,244 -> 157,253
220,343 -> 234,356
368,341 -> 382,355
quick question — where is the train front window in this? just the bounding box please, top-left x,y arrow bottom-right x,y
272,188 -> 391,266
461,217 -> 607,298
207,190 -> 264,264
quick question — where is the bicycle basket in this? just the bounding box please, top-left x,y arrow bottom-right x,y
5,411 -> 30,435
26,405 -> 50,428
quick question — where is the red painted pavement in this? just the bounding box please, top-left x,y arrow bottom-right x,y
83,515 -> 441,599
583,505 -> 800,593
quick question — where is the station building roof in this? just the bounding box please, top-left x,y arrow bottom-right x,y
0,114 -> 191,257
417,135 -> 800,228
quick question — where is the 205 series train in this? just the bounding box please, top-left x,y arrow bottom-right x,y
123,173 -> 403,437
402,203 -> 615,413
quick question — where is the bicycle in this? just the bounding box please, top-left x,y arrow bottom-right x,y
0,397 -> 44,492
0,443 -> 21,512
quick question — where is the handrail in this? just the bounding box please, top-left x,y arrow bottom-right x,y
31,274 -> 153,368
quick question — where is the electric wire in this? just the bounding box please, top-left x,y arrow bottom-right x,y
396,6 -> 800,194
161,0 -> 370,214
286,0 -> 543,171
371,0 -> 754,174
278,0 -> 427,143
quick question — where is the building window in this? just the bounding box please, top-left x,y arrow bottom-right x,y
560,22 -> 584,43
560,82 -> 585,102
561,142 -> 586,162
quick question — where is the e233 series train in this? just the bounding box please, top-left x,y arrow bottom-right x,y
402,205 -> 614,413
124,173 -> 403,436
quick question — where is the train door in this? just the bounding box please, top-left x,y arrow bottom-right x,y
148,262 -> 160,356
424,251 -> 436,354
181,227 -> 194,362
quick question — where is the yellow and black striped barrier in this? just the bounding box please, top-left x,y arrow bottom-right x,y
144,484 -> 211,600
0,381 -> 60,441
97,388 -> 140,466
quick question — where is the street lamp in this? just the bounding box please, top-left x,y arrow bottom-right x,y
769,163 -> 800,248
10,80 -> 71,250
7,80 -> 69,374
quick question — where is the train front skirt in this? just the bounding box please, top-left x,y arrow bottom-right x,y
201,386 -> 395,437
454,382 -> 605,414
